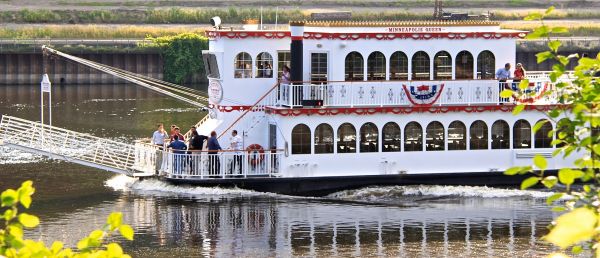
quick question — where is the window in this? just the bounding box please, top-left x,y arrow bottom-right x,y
390,51 -> 408,80
256,52 -> 273,78
433,51 -> 452,80
513,119 -> 532,149
314,123 -> 334,154
360,123 -> 379,152
234,52 -> 252,78
277,51 -> 291,79
291,124 -> 311,154
556,118 -> 572,148
535,119 -> 553,148
345,52 -> 364,81
337,123 -> 357,153
311,52 -> 328,83
455,51 -> 474,79
367,51 -> 386,81
448,121 -> 466,150
477,51 -> 495,79
426,121 -> 445,151
202,53 -> 220,79
491,120 -> 510,149
470,120 -> 488,150
404,122 -> 423,152
382,122 -> 401,152
412,51 -> 430,80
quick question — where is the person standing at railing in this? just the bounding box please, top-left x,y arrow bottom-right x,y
167,135 -> 187,175
208,131 -> 222,177
229,130 -> 243,176
188,128 -> 208,174
152,123 -> 168,148
513,63 -> 526,86
496,63 -> 512,103
279,65 -> 291,104
170,127 -> 185,143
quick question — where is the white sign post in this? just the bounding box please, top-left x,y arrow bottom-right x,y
40,74 -> 52,126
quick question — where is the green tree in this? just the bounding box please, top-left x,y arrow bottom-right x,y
1,181 -> 134,257
503,6 -> 600,257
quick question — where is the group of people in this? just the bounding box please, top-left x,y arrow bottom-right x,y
151,123 -> 244,176
495,62 -> 527,82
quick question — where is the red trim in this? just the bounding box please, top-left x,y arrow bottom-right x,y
513,82 -> 549,103
402,84 -> 445,106
291,36 -> 304,41
206,30 -> 527,40
215,104 -> 566,116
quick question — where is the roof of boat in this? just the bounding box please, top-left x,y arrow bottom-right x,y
289,20 -> 500,27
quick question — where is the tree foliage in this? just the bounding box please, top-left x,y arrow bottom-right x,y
0,181 -> 134,257
145,33 -> 209,85
504,6 -> 600,257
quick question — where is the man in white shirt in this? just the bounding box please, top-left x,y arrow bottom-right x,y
495,63 -> 512,82
152,123 -> 168,147
229,130 -> 243,175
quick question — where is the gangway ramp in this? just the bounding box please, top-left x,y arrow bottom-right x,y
0,116 -> 157,177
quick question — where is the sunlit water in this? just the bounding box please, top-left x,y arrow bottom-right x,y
0,84 -> 563,257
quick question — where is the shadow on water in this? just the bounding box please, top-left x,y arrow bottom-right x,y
0,84 -> 560,257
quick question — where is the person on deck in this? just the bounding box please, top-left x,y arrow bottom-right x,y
170,127 -> 185,143
167,135 -> 187,175
152,123 -> 168,147
208,131 -> 222,176
279,65 -> 291,103
229,130 -> 243,175
513,63 -> 526,82
496,63 -> 512,102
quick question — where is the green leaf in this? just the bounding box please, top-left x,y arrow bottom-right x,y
77,237 -> 90,251
1,189 -> 18,207
504,166 -> 521,176
541,176 -> 558,189
552,206 -> 566,212
17,181 -> 34,209
524,12 -> 543,21
88,230 -> 104,240
546,192 -> 563,205
533,154 -> 548,170
558,169 -> 584,186
119,225 -> 134,241
593,144 -> 600,156
533,120 -> 548,133
572,245 -> 583,254
512,104 -> 525,115
518,79 -> 530,90
521,176 -> 540,190
50,241 -> 64,254
106,243 -> 124,256
500,89 -> 514,98
548,40 -> 561,52
18,213 -> 39,228
8,224 -> 24,238
544,208 -> 597,249
551,27 -> 569,34
107,212 -> 123,230
536,51 -> 554,64
545,6 -> 555,15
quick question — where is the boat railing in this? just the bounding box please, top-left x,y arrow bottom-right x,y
160,149 -> 283,179
269,79 -> 558,108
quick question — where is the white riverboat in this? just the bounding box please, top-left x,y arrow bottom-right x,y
0,18 -> 576,196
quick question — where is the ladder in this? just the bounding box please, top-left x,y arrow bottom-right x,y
0,116 -> 157,176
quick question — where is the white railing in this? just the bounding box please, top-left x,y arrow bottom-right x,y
268,79 -> 556,108
526,71 -> 574,81
0,115 -> 156,175
161,150 -> 282,179
183,114 -> 210,140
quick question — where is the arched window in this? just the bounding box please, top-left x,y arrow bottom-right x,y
477,51 -> 495,79
556,118 -> 573,148
448,121 -> 466,150
367,52 -> 386,81
337,123 -> 356,153
411,51 -> 430,80
314,123 -> 334,154
426,121 -> 445,151
491,120 -> 510,149
433,51 -> 452,80
382,122 -> 401,152
360,123 -> 379,152
470,120 -> 488,150
404,122 -> 423,152
390,51 -> 408,80
535,119 -> 553,148
455,51 -> 474,79
255,52 -> 273,78
345,52 -> 364,81
291,124 -> 311,154
234,52 -> 252,78
514,119 -> 532,149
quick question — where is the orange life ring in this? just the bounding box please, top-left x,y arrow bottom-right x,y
246,144 -> 265,166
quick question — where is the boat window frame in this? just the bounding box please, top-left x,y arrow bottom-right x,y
448,121 -> 466,151
455,50 -> 474,80
291,124 -> 311,154
337,123 -> 357,153
277,51 -> 291,80
310,51 -> 329,83
234,52 -> 253,79
404,122 -> 423,152
513,119 -> 532,149
470,120 -> 488,150
491,120 -> 510,149
477,50 -> 495,80
411,51 -> 431,81
382,122 -> 401,152
534,119 -> 553,148
255,52 -> 274,78
389,51 -> 409,81
426,121 -> 445,151
433,51 -> 453,80
359,122 -> 379,153
345,51 -> 364,81
314,123 -> 334,154
367,51 -> 386,81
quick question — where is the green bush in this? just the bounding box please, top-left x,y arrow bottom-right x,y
144,33 -> 209,84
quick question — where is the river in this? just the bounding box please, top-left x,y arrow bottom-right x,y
0,84 -> 559,257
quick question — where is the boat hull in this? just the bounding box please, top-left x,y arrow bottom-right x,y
163,171 -> 552,196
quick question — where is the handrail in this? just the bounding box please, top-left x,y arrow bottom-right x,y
162,148 -> 285,153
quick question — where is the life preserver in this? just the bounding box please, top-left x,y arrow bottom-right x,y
246,144 -> 265,167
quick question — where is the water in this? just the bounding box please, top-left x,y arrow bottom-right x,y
0,84 -> 560,257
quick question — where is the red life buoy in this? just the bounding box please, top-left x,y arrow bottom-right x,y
246,144 -> 265,167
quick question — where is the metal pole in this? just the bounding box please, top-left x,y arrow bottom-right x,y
49,85 -> 52,126
40,89 -> 44,124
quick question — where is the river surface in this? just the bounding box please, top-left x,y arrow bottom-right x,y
0,84 -> 562,257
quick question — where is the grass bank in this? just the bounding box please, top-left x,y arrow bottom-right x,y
501,21 -> 600,37
0,7 -> 599,24
0,25 -> 207,39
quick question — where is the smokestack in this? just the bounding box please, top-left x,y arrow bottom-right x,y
289,22 -> 304,82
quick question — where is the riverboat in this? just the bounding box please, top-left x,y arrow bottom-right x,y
154,18 -> 576,195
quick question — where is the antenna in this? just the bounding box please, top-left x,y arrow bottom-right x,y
275,6 -> 279,29
260,6 -> 263,30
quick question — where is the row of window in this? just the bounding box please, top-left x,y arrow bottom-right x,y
233,50 -> 496,81
291,119 -> 555,154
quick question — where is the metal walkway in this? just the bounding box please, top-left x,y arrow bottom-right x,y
0,115 -> 157,176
